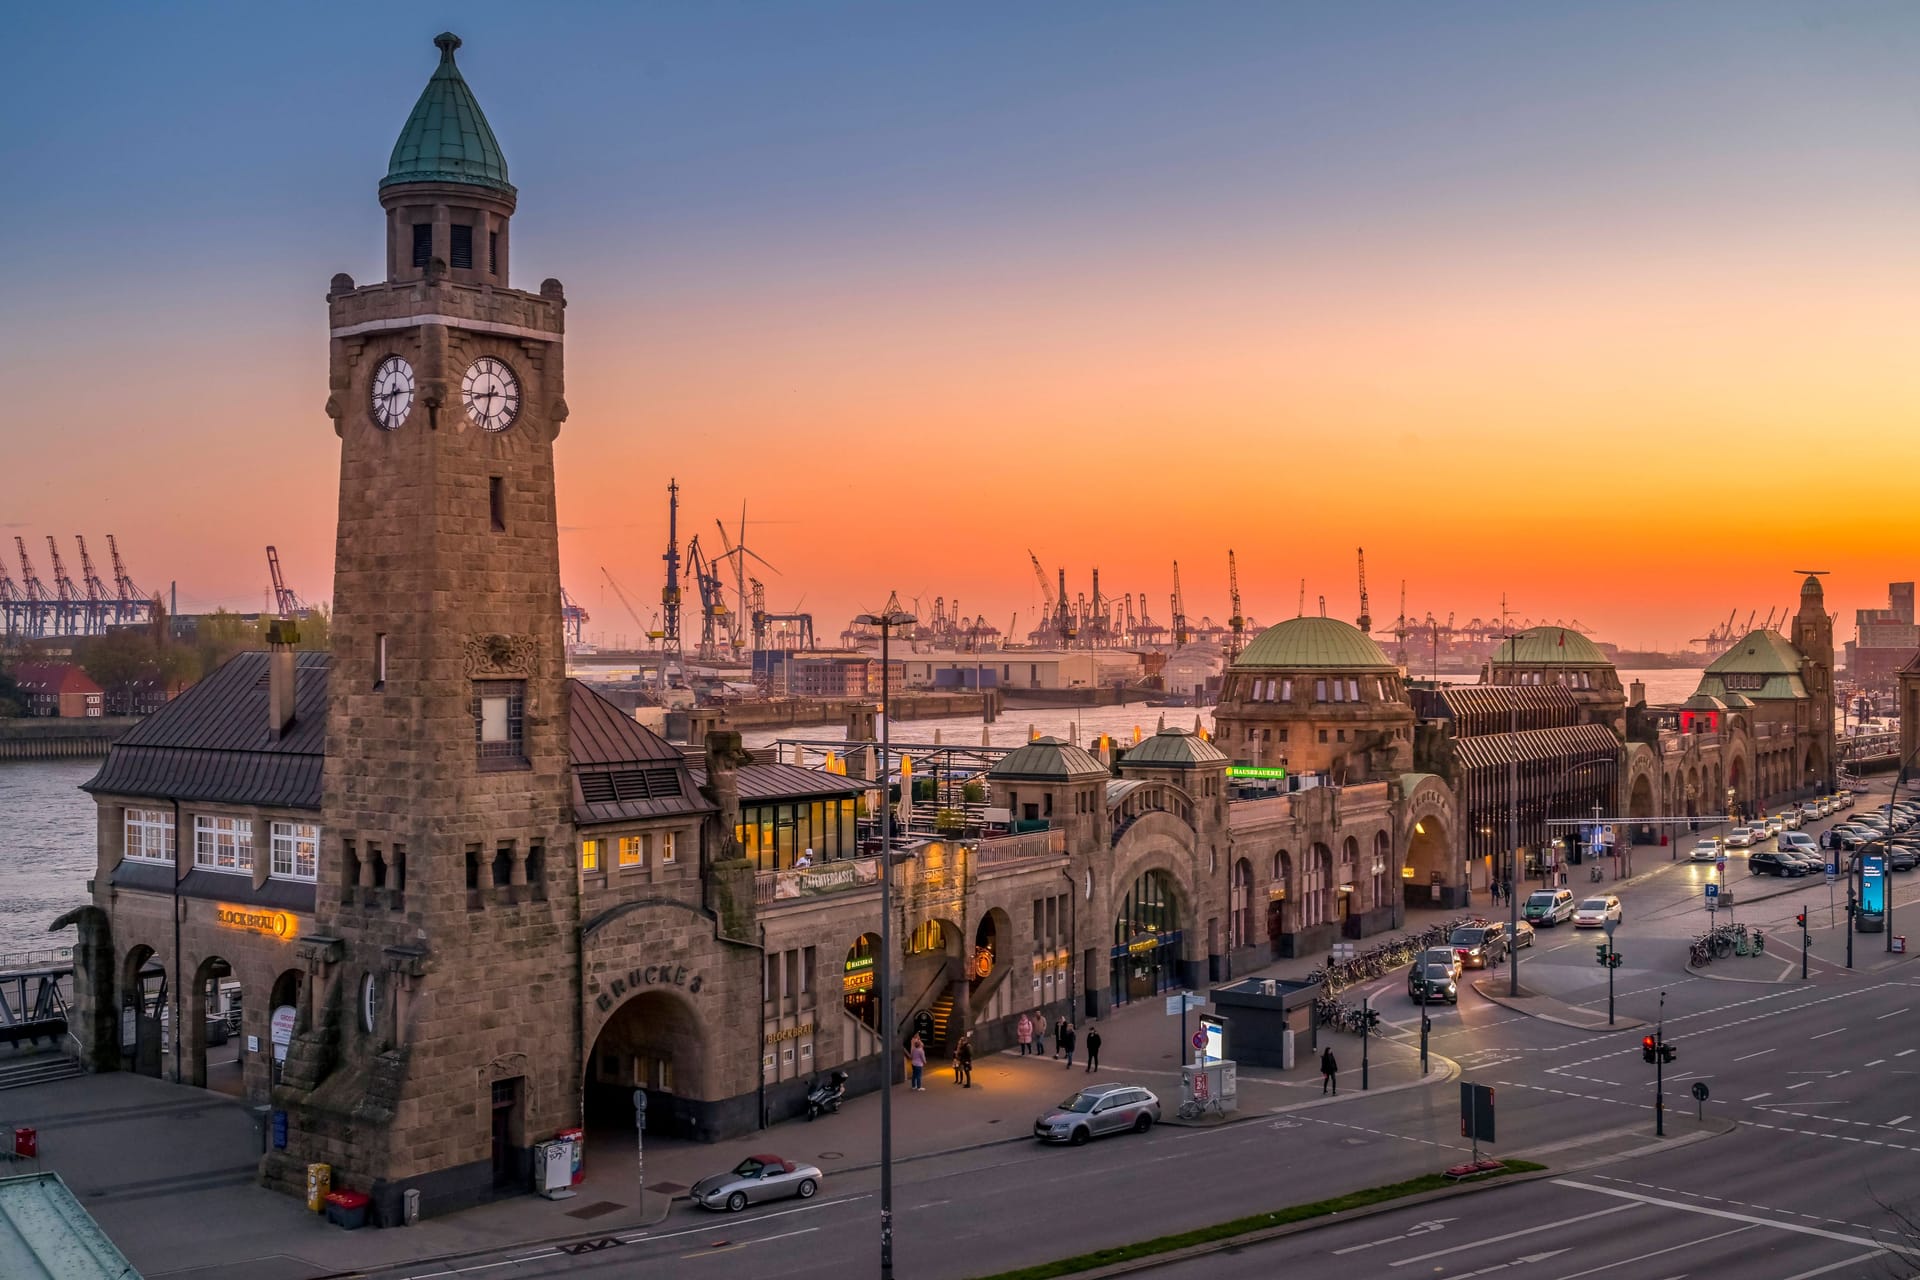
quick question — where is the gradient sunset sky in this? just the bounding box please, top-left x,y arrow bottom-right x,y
5,2 -> 1918,651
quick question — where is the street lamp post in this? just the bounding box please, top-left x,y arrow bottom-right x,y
854,597 -> 914,1280
1507,688 -> 1521,998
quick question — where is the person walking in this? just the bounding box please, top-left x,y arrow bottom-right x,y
1016,1013 -> 1033,1056
1054,1016 -> 1069,1060
908,1035 -> 926,1091
1032,1015 -> 1046,1057
1061,1021 -> 1077,1069
1320,1046 -> 1339,1095
957,1036 -> 974,1088
1084,1024 -> 1101,1073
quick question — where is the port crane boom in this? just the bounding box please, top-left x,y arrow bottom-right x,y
1171,560 -> 1188,649
1226,550 -> 1244,661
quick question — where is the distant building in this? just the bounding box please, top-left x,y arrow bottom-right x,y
1844,582 -> 1917,691
9,662 -> 104,717
786,654 -> 881,698
901,649 -> 1142,691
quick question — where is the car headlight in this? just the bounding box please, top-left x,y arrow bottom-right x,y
1469,947 -> 1482,956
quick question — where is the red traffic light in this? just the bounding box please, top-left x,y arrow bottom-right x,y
1642,1035 -> 1656,1052
1641,1034 -> 1658,1063
1796,911 -> 1806,928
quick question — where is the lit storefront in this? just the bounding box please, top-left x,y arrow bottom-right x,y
1109,868 -> 1182,1004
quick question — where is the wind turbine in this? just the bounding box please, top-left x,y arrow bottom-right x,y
714,500 -> 781,652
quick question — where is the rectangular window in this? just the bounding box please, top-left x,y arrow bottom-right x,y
412,223 -> 433,267
618,835 -> 644,867
473,679 -> 526,763
660,831 -> 676,865
489,230 -> 498,274
1278,727 -> 1289,742
581,838 -> 600,872
801,946 -> 814,999
123,808 -> 175,864
1314,679 -> 1328,701
1348,679 -> 1360,701
1281,679 -> 1292,700
489,476 -> 506,532
375,633 -> 388,689
270,821 -> 319,881
193,815 -> 254,874
450,224 -> 473,269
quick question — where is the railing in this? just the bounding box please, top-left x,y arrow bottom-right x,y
754,855 -> 882,906
0,947 -> 73,974
972,828 -> 1064,869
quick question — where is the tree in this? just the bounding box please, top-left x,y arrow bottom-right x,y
80,629 -> 156,696
0,668 -> 20,718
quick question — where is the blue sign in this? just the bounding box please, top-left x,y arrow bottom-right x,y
1861,854 -> 1886,917
1705,883 -> 1720,901
272,1110 -> 288,1150
1825,862 -> 1838,882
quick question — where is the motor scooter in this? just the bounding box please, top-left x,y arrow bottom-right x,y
806,1070 -> 849,1120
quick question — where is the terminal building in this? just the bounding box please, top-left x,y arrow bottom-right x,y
52,33 -> 1838,1227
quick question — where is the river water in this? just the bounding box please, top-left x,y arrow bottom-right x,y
0,670 -> 1706,958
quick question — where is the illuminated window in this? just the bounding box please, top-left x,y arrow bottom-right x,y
619,835 -> 645,867
123,809 -> 174,864
661,832 -> 676,864
194,815 -> 254,874
581,838 -> 600,872
270,821 -> 319,881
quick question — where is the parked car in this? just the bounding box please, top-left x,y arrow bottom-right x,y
1725,827 -> 1757,849
1523,889 -> 1577,926
1780,831 -> 1818,855
1782,810 -> 1804,831
1573,895 -> 1623,926
1886,846 -> 1920,872
693,1155 -> 823,1213
1034,1084 -> 1160,1145
1512,919 -> 1536,949
1762,818 -> 1784,838
1749,851 -> 1808,877
1422,947 -> 1463,980
1690,839 -> 1723,862
1450,922 -> 1509,968
1408,963 -> 1459,1004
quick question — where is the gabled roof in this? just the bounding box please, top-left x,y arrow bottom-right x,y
1705,629 -> 1804,675
1121,727 -> 1227,768
8,663 -> 103,695
1233,616 -> 1395,671
383,33 -> 514,196
987,736 -> 1109,781
568,681 -> 711,824
84,651 -> 327,808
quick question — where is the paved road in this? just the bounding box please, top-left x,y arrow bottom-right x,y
340,787 -> 1920,1280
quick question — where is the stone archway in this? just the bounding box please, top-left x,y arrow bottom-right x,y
1110,867 -> 1187,1006
1629,774 -> 1655,820
183,954 -> 239,1093
119,945 -> 168,1078
1406,815 -> 1452,906
1267,849 -> 1293,956
1228,858 -> 1254,951
585,987 -> 709,1136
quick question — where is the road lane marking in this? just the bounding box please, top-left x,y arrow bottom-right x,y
1551,1180 -> 1920,1257
1742,1092 -> 1772,1101
619,1195 -> 869,1246
1890,1115 -> 1912,1125
1545,1224 -> 1754,1279
1866,1059 -> 1887,1066
1875,1007 -> 1908,1019
1899,1049 -> 1916,1057
1386,1203 -> 1638,1266
1732,1048 -> 1775,1062
1779,1250 -> 1889,1279
1330,1216 -> 1457,1254
1809,1028 -> 1846,1040
1789,1081 -> 1813,1089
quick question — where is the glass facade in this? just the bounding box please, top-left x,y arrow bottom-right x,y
738,797 -> 858,871
1109,869 -> 1182,1005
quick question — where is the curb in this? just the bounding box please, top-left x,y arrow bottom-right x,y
1472,980 -> 1647,1031
1269,1053 -> 1460,1114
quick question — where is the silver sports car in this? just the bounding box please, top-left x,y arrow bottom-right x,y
692,1154 -> 824,1212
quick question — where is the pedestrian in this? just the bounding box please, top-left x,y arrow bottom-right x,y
1055,1016 -> 1068,1060
908,1034 -> 926,1091
1084,1024 -> 1101,1073
957,1036 -> 973,1088
1061,1021 -> 1077,1069
1320,1046 -> 1338,1095
1016,1013 -> 1033,1057
1032,1015 -> 1046,1057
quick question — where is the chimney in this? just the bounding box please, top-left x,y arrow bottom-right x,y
267,619 -> 300,738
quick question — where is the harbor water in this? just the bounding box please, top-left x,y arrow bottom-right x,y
0,670 -> 1706,957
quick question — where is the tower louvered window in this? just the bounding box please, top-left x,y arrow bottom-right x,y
412,223 -> 433,267
450,224 -> 473,269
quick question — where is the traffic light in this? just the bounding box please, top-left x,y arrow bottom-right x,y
1642,1035 -> 1657,1063
1796,911 -> 1807,929
1608,953 -> 1623,968
1596,944 -> 1610,965
1364,1007 -> 1381,1031
1658,1043 -> 1677,1064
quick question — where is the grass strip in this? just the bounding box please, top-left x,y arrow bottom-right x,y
973,1159 -> 1547,1280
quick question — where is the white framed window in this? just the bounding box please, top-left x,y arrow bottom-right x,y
1315,679 -> 1328,701
1280,678 -> 1292,701
124,809 -> 175,864
619,834 -> 646,867
270,821 -> 319,881
661,831 -> 676,865
1348,679 -> 1360,701
194,815 -> 254,874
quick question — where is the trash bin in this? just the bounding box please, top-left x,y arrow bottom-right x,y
324,1189 -> 370,1230
1895,936 -> 1908,955
306,1162 -> 331,1212
13,1127 -> 36,1159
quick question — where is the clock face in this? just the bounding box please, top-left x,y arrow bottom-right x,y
461,356 -> 521,433
369,355 -> 415,430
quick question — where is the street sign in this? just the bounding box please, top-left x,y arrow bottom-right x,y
1192,1031 -> 1207,1050
1165,991 -> 1205,1015
1603,919 -> 1617,938
1825,862 -> 1838,882
1459,1082 -> 1495,1143
1691,1081 -> 1710,1102
1704,883 -> 1720,901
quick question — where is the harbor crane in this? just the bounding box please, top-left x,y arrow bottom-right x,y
45,536 -> 81,636
1171,560 -> 1189,649
266,546 -> 303,617
560,588 -> 590,647
1356,547 -> 1372,635
1226,550 -> 1245,662
749,576 -> 816,652
661,479 -> 684,665
600,567 -> 654,649
74,537 -> 112,636
106,535 -> 150,627
15,537 -> 51,638
685,535 -> 733,659
1394,580 -> 1408,666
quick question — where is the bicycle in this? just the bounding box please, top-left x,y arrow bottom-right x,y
1178,1095 -> 1226,1121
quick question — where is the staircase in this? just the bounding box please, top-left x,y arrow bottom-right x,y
0,1052 -> 82,1091
924,993 -> 956,1052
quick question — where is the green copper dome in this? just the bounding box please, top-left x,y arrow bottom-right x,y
1233,616 -> 1396,671
382,34 -> 515,196
1121,728 -> 1228,768
1491,627 -> 1611,668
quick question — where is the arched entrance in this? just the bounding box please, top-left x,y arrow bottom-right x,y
1110,868 -> 1182,1006
266,969 -> 304,1087
1628,774 -> 1655,820
586,989 -> 707,1136
119,945 -> 168,1078
183,955 -> 243,1094
1405,817 -> 1451,906
1266,850 -> 1293,956
843,933 -> 880,1031
902,918 -> 961,1050
1371,831 -> 1392,913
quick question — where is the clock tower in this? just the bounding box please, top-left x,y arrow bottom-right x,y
269,33 -> 579,1216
